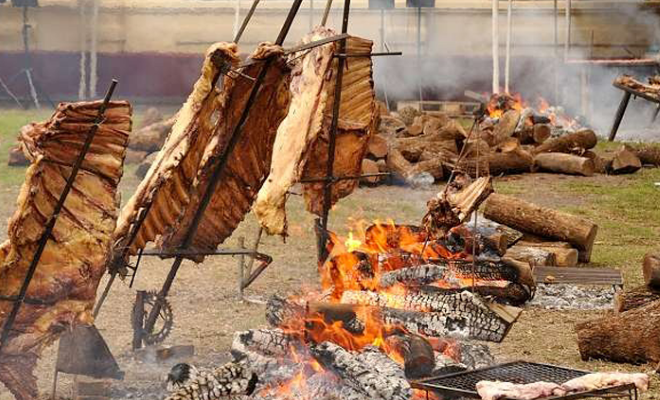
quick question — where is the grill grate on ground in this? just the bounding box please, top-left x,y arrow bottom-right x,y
413,361 -> 588,398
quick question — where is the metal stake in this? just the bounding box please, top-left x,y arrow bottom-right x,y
0,79 -> 118,354
234,0 -> 261,43
321,0 -> 333,26
319,0 -> 351,262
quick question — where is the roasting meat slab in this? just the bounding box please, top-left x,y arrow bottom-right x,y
113,43 -> 239,260
158,44 -> 291,257
0,101 -> 131,400
300,34 -> 377,216
253,27 -> 337,236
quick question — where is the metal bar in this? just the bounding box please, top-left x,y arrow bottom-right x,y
321,0 -> 333,26
504,0 -> 512,94
234,0 -> 261,43
651,103 -> 660,125
417,6 -> 423,102
608,91 -> 632,141
238,34 -> 351,69
564,0 -> 571,60
0,76 -> 23,108
138,249 -> 268,257
237,237 -> 245,299
141,0 -> 304,337
241,255 -> 274,290
301,172 -> 390,183
92,272 -> 116,318
334,51 -> 402,58
319,0 -> 351,252
0,79 -> 118,353
245,227 -> 264,278
492,0 -> 500,94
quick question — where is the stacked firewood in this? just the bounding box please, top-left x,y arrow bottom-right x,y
576,251 -> 660,365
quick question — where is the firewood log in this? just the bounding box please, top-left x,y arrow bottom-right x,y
632,145 -> 660,166
310,342 -> 412,400
361,159 -> 381,184
614,285 -> 660,313
608,145 -> 642,175
492,110 -> 521,145
532,129 -> 597,155
505,244 -> 556,266
387,147 -> 444,182
576,299 -> 660,364
408,123 -> 423,137
377,292 -> 521,342
516,124 -> 551,145
384,333 -> 435,378
368,135 -> 389,159
483,193 -> 598,262
643,252 -> 660,289
454,140 -> 533,177
533,153 -> 595,176
582,150 -> 609,174
515,241 -> 578,267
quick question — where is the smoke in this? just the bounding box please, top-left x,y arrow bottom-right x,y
369,3 -> 660,140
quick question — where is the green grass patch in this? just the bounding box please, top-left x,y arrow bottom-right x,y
0,108 -> 53,186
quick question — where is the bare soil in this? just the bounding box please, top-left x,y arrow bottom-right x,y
0,167 -> 659,400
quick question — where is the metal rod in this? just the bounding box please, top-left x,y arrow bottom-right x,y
90,0 -> 99,98
320,0 -> 351,239
553,0 -> 559,103
92,271 -> 116,318
139,249 -> 269,257
417,6 -> 423,103
608,91 -> 631,141
244,227 -> 264,277
321,0 -> 333,26
380,8 -> 390,111
234,0 -> 261,43
237,237 -> 245,299
335,52 -> 402,57
504,0 -> 512,94
492,0 -> 500,94
0,79 -> 118,353
301,172 -> 390,183
142,0 -> 304,337
564,0 -> 571,61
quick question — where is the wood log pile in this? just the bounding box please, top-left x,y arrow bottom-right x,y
576,251 -> 660,365
362,93 -> 660,187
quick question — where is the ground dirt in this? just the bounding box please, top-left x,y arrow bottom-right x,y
0,108 -> 659,400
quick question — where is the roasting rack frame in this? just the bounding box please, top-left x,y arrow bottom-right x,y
608,79 -> 660,141
412,361 -> 639,400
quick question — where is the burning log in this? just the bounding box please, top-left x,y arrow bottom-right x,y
422,176 -> 494,237
165,361 -> 258,400
384,333 -> 435,378
614,285 -> 660,313
516,124 -> 551,145
377,259 -> 534,290
576,299 -> 660,364
483,193 -> 598,262
516,241 -> 578,268
532,129 -> 597,155
378,291 -> 520,342
608,146 -> 642,175
230,329 -> 305,384
491,110 -> 521,145
643,252 -> 660,289
504,244 -> 556,266
310,342 -> 412,400
533,153 -> 595,176
451,224 -> 508,256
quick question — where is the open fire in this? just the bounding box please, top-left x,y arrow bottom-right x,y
485,92 -> 581,132
169,177 -> 534,400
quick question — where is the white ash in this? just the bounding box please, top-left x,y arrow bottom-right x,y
529,284 -> 616,310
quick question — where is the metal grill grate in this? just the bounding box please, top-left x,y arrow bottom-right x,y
412,361 -> 588,398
